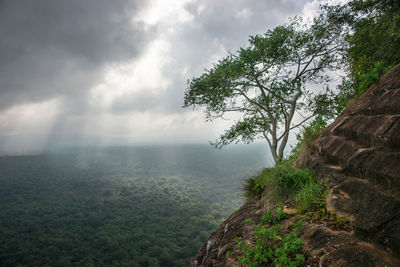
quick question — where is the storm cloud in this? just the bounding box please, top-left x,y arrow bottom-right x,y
110,0 -> 309,114
0,0 -> 317,152
0,0 -> 153,111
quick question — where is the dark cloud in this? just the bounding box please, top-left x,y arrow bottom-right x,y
110,0 -> 309,115
0,0 -> 154,111
180,0 -> 309,76
184,0 -> 306,48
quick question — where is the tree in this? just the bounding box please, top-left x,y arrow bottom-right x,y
326,0 -> 400,98
184,16 -> 343,164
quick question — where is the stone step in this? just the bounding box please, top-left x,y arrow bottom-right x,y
318,135 -> 400,189
345,147 -> 400,189
326,114 -> 400,150
320,241 -> 400,267
302,222 -> 400,267
327,176 -> 400,255
318,135 -> 362,169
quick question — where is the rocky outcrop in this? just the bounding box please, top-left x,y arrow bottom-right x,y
297,63 -> 400,259
191,64 -> 400,266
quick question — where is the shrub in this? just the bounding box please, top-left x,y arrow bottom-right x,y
243,161 -> 314,201
354,61 -> 392,97
261,203 -> 286,225
243,174 -> 265,200
273,161 -> 313,196
236,219 -> 304,267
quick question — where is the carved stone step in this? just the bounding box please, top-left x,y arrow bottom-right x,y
327,177 -> 400,255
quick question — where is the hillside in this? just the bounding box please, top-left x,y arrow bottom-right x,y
191,64 -> 400,266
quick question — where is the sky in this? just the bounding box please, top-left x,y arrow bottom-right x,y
0,0 -> 330,153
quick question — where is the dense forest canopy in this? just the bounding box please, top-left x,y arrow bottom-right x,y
0,145 -> 267,266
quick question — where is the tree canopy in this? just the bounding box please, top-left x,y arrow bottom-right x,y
0,146 -> 265,266
325,0 -> 400,111
184,16 -> 343,164
345,0 -> 400,89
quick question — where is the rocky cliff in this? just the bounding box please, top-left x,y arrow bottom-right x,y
191,64 -> 400,266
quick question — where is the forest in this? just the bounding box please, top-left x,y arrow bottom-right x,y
0,145 -> 267,266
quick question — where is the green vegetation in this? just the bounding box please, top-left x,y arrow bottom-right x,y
295,179 -> 327,214
354,61 -> 392,96
308,207 -> 351,231
325,0 -> 400,109
243,160 -> 314,202
346,0 -> 400,96
243,154 -> 348,226
236,208 -> 304,267
238,166 -> 349,266
295,177 -> 350,231
245,218 -> 254,225
262,203 -> 286,225
0,145 -> 266,267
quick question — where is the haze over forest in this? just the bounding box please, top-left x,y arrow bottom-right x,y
0,145 -> 269,266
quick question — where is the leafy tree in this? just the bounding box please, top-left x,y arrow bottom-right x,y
346,0 -> 400,88
184,16 -> 343,164
325,0 -> 400,109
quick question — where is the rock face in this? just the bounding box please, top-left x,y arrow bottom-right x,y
191,64 -> 400,266
298,63 -> 400,258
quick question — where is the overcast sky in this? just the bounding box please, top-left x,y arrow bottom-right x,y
0,0 -> 330,153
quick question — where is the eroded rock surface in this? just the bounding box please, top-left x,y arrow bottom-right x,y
191,64 -> 400,266
298,63 -> 400,260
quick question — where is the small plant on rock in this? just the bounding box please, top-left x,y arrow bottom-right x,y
236,206 -> 304,267
295,178 -> 327,214
262,203 -> 286,225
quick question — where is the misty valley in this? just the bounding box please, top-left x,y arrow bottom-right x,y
0,145 -> 267,266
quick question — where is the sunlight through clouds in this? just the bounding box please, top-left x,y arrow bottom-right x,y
134,0 -> 194,25
89,36 -> 172,110
0,0 -> 314,152
0,99 -> 61,136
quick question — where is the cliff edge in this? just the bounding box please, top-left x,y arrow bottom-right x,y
191,64 -> 400,266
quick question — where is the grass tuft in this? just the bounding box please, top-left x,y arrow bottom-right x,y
295,178 -> 327,214
243,160 -> 314,202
